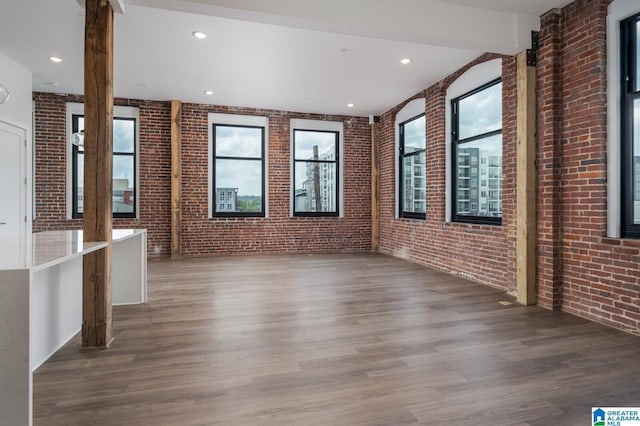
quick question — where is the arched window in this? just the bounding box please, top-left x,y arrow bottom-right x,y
445,59 -> 502,225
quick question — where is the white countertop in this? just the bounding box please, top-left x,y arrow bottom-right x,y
112,228 -> 147,242
0,229 -> 146,272
32,231 -> 107,272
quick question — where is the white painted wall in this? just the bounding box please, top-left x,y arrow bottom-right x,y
0,50 -> 33,235
0,51 -> 32,130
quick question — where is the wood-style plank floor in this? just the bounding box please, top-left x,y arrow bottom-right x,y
33,253 -> 640,425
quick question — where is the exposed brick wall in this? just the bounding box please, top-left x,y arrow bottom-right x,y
378,53 -> 518,293
537,8 -> 564,310
33,92 -> 172,256
377,0 -> 640,336
537,0 -> 640,334
179,103 -> 371,255
32,93 -> 371,257
30,0 -> 640,336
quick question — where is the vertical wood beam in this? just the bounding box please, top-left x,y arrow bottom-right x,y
82,0 -> 114,348
516,51 -> 537,305
371,118 -> 380,252
171,100 -> 182,258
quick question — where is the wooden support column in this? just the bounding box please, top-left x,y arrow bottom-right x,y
171,100 -> 182,258
82,0 -> 114,348
516,51 -> 537,305
371,117 -> 380,252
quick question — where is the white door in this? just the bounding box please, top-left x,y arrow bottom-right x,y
0,120 -> 27,263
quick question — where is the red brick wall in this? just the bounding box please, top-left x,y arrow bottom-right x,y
537,8 -> 564,310
180,103 -> 371,255
33,92 -> 172,256
32,93 -> 371,257
537,0 -> 640,334
31,0 -> 640,335
378,53 -> 518,293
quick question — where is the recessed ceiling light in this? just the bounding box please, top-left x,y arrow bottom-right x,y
347,103 -> 354,108
49,56 -> 63,63
400,58 -> 412,65
192,31 -> 207,39
204,90 -> 214,95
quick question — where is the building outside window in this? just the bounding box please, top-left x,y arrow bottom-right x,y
70,110 -> 137,219
451,78 -> 502,224
211,123 -> 265,217
621,12 -> 640,237
399,114 -> 426,219
293,129 -> 339,216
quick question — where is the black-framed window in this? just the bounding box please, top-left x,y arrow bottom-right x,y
621,13 -> 640,238
72,114 -> 137,219
293,129 -> 339,216
451,78 -> 502,225
399,114 -> 426,219
212,124 -> 265,217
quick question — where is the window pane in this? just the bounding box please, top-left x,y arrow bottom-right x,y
403,152 -> 425,213
458,82 -> 502,140
456,134 -> 502,218
634,98 -> 640,224
636,20 -> 640,89
113,155 -> 134,214
73,114 -> 137,218
215,126 -> 262,158
403,115 -> 425,153
113,119 -> 135,153
215,159 -> 262,213
294,130 -> 336,160
76,116 -> 85,153
76,153 -> 84,214
294,161 -> 336,212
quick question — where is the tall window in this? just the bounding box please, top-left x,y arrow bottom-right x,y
621,12 -> 640,238
451,78 -> 502,225
71,112 -> 137,219
399,114 -> 426,218
293,129 -> 339,216
211,123 -> 265,217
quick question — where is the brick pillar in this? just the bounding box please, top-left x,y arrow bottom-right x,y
536,8 -> 563,310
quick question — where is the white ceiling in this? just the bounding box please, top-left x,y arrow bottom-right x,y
0,0 -> 572,116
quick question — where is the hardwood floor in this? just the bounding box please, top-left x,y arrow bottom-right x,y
33,253 -> 640,425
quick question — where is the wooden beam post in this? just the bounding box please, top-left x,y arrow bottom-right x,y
171,100 -> 182,258
516,51 -> 537,305
371,117 -> 380,252
82,0 -> 114,348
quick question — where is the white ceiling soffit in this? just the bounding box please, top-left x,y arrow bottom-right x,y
76,0 -> 126,14
129,0 -> 541,54
109,0 -> 126,14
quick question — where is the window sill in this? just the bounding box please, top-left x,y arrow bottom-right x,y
442,221 -> 504,232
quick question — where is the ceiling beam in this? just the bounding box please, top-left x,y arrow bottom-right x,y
129,0 -> 540,54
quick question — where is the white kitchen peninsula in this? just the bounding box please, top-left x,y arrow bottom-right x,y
0,228 -> 147,426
